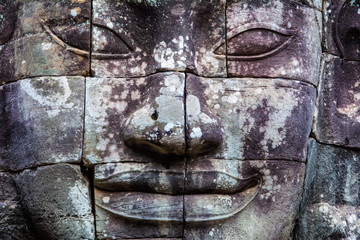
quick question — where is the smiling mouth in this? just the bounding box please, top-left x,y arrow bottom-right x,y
94,165 -> 262,223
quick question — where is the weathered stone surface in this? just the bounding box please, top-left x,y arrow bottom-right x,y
0,0 -> 90,83
296,203 -> 360,240
84,72 -> 185,166
91,0 -> 226,78
296,139 -> 360,239
0,172 -> 32,240
314,55 -> 360,147
95,189 -> 183,239
0,77 -> 84,171
186,75 -> 316,161
184,159 -> 305,240
0,1 -> 17,46
323,0 -> 360,61
301,0 -> 322,10
14,164 -> 94,240
226,0 -> 322,85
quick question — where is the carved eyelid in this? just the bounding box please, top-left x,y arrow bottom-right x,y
214,23 -> 297,60
92,22 -> 141,60
40,18 -> 140,59
39,18 -> 89,57
227,23 -> 296,40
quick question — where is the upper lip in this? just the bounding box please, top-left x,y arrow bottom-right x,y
94,163 -> 261,195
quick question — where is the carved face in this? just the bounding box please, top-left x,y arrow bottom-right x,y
0,0 -> 324,239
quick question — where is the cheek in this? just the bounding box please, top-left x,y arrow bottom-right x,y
190,77 -> 316,161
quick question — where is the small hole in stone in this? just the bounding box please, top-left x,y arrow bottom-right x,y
151,110 -> 158,121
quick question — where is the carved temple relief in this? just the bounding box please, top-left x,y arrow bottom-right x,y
314,0 -> 360,148
0,0 -> 91,84
91,0 -> 226,78
83,1 -> 321,239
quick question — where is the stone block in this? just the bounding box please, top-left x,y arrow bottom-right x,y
14,164 -> 95,240
15,164 -> 95,240
296,139 -> 360,239
0,77 -> 84,171
0,0 -> 91,83
91,0 -> 226,78
0,172 -> 32,240
95,189 -> 183,239
94,161 -> 185,195
314,55 -> 360,147
186,75 -> 316,161
226,0 -> 322,85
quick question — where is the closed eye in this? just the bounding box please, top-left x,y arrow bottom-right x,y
40,18 -> 90,57
40,19 -> 138,59
214,24 -> 296,61
92,23 -> 137,60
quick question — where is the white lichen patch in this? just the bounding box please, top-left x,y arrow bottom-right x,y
84,78 -> 137,164
153,36 -> 190,70
92,27 -> 109,53
125,106 -> 156,131
41,42 -> 52,51
68,180 -> 91,216
337,82 -> 360,122
70,8 -> 78,17
20,77 -> 74,118
227,1 -> 285,31
190,127 -> 202,138
164,122 -> 175,132
259,171 -> 282,201
194,49 -> 225,77
162,74 -> 184,96
155,76 -> 185,129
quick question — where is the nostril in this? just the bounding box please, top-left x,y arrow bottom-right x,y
151,110 -> 158,121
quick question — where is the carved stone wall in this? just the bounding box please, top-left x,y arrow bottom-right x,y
0,0 -> 359,239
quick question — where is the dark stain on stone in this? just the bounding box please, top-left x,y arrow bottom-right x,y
31,78 -> 65,96
243,99 -> 269,159
336,0 -> 360,61
0,0 -> 18,45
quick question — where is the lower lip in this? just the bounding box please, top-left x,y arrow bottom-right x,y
95,182 -> 260,223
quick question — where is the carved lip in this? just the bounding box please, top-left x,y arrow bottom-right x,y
95,172 -> 261,222
94,165 -> 260,195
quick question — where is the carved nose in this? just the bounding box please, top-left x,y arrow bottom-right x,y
186,74 -> 223,156
122,73 -> 186,157
122,73 -> 223,158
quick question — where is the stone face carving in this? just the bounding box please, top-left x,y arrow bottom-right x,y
0,0 -> 358,239
85,0 -> 320,239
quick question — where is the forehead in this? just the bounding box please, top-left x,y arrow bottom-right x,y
0,0 -> 321,83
